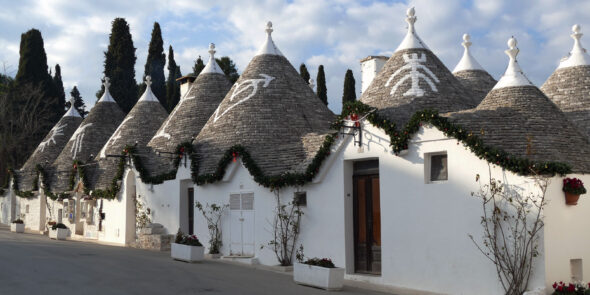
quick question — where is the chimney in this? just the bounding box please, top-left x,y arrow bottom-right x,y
176,75 -> 197,98
360,56 -> 388,93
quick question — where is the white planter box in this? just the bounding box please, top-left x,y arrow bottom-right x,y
49,228 -> 68,240
294,262 -> 345,291
10,223 -> 24,233
171,243 -> 204,262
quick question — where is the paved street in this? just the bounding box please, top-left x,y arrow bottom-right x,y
0,227 -> 388,295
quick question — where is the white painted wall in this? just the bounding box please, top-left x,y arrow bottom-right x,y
191,121 -> 557,295
0,185 -> 15,224
15,193 -> 45,232
544,173 -> 590,289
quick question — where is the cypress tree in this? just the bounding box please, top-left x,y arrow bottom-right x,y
316,65 -> 327,106
216,56 -> 239,83
69,86 -> 88,118
97,18 -> 138,113
166,45 -> 181,112
53,64 -> 66,111
192,56 -> 205,76
342,69 -> 356,105
142,22 -> 166,109
299,63 -> 310,84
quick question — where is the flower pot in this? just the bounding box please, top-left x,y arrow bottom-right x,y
565,192 -> 580,205
293,262 -> 345,291
49,228 -> 68,240
11,223 -> 24,233
171,243 -> 204,262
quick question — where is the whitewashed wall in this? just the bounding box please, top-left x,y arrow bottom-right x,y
544,173 -> 590,289
192,121 -> 556,295
14,193 -> 45,233
0,184 -> 15,224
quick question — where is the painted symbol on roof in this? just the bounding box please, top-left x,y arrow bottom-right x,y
37,122 -> 67,153
385,53 -> 439,97
213,74 -> 275,122
69,123 -> 93,159
99,116 -> 134,159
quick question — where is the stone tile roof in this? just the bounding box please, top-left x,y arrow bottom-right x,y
541,64 -> 590,141
453,70 -> 497,105
446,86 -> 590,173
17,114 -> 83,191
360,48 -> 476,127
50,100 -> 126,193
194,53 -> 335,176
91,89 -> 169,190
148,72 -> 231,153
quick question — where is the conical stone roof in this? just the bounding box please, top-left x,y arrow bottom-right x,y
148,43 -> 232,153
452,34 -> 497,104
447,37 -> 590,173
195,22 -> 335,176
92,77 -> 169,190
17,99 -> 83,191
360,8 -> 476,127
51,78 -> 126,192
541,25 -> 590,139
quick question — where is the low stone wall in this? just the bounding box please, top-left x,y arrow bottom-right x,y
132,223 -> 173,251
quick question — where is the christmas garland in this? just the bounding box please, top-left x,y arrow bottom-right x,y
335,101 -> 571,176
194,133 -> 337,190
91,143 -> 197,200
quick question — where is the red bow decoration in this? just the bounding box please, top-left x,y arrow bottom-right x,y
73,164 -> 77,170
232,152 -> 238,162
179,147 -> 185,154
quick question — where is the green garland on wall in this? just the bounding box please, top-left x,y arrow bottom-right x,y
335,101 -> 571,176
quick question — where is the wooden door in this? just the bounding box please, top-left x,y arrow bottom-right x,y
188,188 -> 194,235
353,174 -> 381,274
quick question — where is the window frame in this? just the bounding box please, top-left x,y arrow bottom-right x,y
425,151 -> 448,183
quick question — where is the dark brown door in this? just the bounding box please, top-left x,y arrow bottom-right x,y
353,174 -> 381,274
188,188 -> 194,235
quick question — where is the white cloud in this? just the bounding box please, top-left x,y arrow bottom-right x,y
1,0 -> 590,113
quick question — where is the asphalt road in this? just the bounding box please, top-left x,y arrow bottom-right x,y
0,227 -> 388,295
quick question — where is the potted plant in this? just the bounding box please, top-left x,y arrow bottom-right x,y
294,247 -> 345,291
10,219 -> 25,233
49,223 -> 68,240
171,229 -> 204,263
563,177 -> 587,205
551,281 -> 590,294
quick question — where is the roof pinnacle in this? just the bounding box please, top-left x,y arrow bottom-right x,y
462,34 -> 472,49
452,33 -> 484,73
202,43 -> 224,74
208,43 -> 216,57
145,75 -> 152,87
492,36 -> 533,90
557,24 -> 590,69
395,7 -> 428,52
256,21 -> 283,56
266,21 -> 273,35
103,76 -> 111,89
98,76 -> 115,103
309,78 -> 315,90
64,94 -> 81,117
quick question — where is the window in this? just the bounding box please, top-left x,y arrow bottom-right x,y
426,152 -> 448,182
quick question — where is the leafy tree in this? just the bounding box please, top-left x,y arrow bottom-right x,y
342,69 -> 356,105
166,45 -> 181,112
53,64 -> 66,111
192,56 -> 205,76
68,86 -> 88,118
141,22 -> 166,108
299,63 -> 310,84
216,56 -> 239,83
316,65 -> 327,106
96,18 -> 138,113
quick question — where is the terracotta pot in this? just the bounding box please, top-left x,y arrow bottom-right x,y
565,192 -> 580,205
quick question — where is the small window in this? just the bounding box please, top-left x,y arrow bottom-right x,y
294,192 -> 307,207
428,153 -> 448,182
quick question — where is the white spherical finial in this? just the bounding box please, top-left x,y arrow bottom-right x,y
309,78 -> 315,90
407,7 -> 415,17
266,21 -> 273,35
145,75 -> 152,87
573,24 -> 581,34
405,7 -> 417,28
505,37 -> 519,60
69,95 -> 76,106
462,33 -> 472,49
507,37 -> 517,49
208,43 -> 216,56
103,76 -> 110,89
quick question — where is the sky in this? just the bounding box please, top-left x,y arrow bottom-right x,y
1,0 -> 590,113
